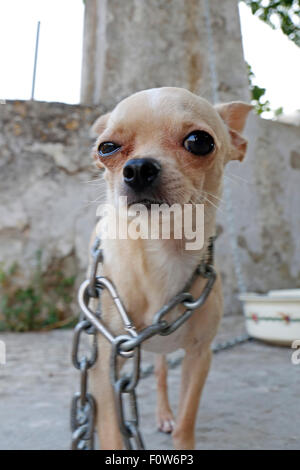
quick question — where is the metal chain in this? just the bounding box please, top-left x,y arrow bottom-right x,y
70,237 -> 251,450
71,320 -> 97,450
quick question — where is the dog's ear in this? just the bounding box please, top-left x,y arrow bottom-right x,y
215,102 -> 252,162
91,112 -> 111,136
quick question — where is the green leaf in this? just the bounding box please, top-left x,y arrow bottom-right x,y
242,0 -> 300,47
252,85 -> 266,101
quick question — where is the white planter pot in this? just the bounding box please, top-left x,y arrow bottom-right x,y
239,289 -> 300,346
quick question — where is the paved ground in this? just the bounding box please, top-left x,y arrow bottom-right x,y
0,316 -> 299,450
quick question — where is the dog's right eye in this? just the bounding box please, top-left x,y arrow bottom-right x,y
183,131 -> 215,156
98,142 -> 121,156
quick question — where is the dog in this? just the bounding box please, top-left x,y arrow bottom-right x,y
88,87 -> 252,449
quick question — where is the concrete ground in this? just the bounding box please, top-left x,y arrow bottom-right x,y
0,316 -> 299,450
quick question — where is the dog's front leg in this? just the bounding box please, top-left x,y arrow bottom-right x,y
90,335 -> 125,450
155,354 -> 175,433
172,346 -> 212,450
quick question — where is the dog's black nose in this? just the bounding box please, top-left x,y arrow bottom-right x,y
123,158 -> 161,191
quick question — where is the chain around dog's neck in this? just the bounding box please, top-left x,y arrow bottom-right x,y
181,235 -> 216,293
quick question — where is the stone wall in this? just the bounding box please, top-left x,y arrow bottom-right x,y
0,101 -> 103,288
1,100 -> 299,315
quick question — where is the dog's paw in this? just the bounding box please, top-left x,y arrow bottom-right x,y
157,414 -> 175,434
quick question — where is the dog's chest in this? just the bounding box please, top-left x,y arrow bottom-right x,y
101,237 -> 202,351
141,313 -> 189,353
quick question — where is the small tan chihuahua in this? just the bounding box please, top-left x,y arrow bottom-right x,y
89,87 -> 252,449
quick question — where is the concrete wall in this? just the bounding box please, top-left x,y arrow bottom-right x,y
218,115 -> 300,313
80,0 -> 250,107
1,100 -> 299,315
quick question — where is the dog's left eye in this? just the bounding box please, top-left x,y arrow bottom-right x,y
183,131 -> 215,156
98,141 -> 121,156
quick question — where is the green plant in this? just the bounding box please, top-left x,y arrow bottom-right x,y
242,0 -> 300,47
0,252 -> 77,332
242,1 -> 299,117
247,63 -> 284,116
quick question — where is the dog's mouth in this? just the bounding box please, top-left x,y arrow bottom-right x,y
127,198 -> 169,208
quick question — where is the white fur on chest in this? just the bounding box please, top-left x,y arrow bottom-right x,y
144,239 -> 202,302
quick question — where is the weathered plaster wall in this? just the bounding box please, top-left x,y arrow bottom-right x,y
0,100 -> 299,315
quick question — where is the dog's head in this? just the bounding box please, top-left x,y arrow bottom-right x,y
92,87 -> 252,208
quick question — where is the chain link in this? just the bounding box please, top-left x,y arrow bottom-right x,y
110,337 -> 145,449
70,320 -> 97,450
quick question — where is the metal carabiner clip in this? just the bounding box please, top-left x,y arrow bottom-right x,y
78,278 -> 137,357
